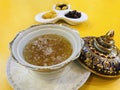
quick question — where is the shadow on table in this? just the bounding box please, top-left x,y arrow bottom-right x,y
79,73 -> 119,90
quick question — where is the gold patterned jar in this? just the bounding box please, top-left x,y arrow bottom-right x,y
78,30 -> 120,78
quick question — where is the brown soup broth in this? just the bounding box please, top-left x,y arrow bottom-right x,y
23,34 -> 73,66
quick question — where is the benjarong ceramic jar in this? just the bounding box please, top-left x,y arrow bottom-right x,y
78,30 -> 120,78
10,24 -> 84,73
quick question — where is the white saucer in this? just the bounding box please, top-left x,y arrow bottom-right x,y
35,11 -> 88,25
35,4 -> 88,25
6,56 -> 90,90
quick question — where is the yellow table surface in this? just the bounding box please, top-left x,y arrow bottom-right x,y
0,0 -> 120,90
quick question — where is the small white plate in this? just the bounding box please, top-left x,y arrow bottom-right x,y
6,56 -> 90,90
35,4 -> 88,25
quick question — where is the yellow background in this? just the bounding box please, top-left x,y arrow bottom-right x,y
0,0 -> 120,90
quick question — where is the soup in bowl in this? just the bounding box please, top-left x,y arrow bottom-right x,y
10,24 -> 84,72
23,34 -> 73,66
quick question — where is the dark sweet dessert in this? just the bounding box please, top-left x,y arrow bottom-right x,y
55,3 -> 68,10
78,30 -> 120,78
65,10 -> 81,19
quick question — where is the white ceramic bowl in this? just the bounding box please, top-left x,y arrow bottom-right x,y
10,24 -> 84,72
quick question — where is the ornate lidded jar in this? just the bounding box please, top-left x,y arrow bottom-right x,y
78,30 -> 120,78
